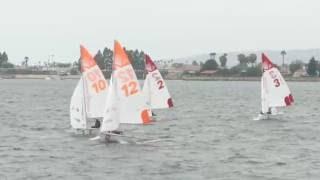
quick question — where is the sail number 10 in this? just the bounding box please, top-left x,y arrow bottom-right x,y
92,80 -> 106,93
86,69 -> 106,93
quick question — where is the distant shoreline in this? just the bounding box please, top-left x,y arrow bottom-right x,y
0,74 -> 80,80
181,76 -> 320,82
1,74 -> 320,82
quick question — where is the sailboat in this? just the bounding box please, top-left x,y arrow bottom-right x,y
70,45 -> 109,133
254,53 -> 294,120
98,40 -> 151,142
142,55 -> 173,114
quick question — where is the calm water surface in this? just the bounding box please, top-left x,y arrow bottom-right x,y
0,79 -> 320,180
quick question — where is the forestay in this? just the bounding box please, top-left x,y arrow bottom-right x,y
260,53 -> 294,113
142,55 -> 173,109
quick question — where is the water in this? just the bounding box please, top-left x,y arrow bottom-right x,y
1,79 -> 320,180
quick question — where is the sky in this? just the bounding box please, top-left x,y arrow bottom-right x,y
0,0 -> 319,64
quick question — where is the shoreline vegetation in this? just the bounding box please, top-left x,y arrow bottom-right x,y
1,48 -> 320,82
1,74 -> 320,82
181,76 -> 320,82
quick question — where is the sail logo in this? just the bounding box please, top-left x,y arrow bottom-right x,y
85,68 -> 107,93
269,70 -> 281,87
269,70 -> 277,79
115,67 -> 139,97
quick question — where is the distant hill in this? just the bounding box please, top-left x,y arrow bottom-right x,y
171,49 -> 320,67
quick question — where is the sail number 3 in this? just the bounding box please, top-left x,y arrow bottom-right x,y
273,79 -> 280,87
269,71 -> 280,88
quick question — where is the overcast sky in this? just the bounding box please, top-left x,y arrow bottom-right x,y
0,0 -> 319,64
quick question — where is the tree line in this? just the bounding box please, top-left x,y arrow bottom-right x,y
91,47 -> 146,71
198,51 -> 320,77
73,47 -> 149,78
0,52 -> 14,68
198,52 -> 260,76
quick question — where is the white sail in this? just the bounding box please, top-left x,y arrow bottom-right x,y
142,55 -> 173,109
260,53 -> 294,113
70,45 -> 109,130
116,66 -> 150,124
80,45 -> 109,118
82,66 -> 108,118
100,41 -> 150,133
261,75 -> 269,113
100,77 -> 120,132
70,78 -> 86,129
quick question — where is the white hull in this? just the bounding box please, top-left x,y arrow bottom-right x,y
89,132 -> 166,144
253,112 -> 284,121
72,128 -> 99,135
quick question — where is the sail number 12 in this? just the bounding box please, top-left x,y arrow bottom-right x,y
117,68 -> 138,97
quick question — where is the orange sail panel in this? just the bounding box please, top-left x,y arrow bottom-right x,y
79,45 -> 108,118
80,45 -> 97,72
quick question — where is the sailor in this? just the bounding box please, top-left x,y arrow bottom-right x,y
109,130 -> 123,135
267,108 -> 272,115
91,119 -> 101,128
104,134 -> 111,142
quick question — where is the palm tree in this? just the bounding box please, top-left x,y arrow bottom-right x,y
219,53 -> 228,68
24,56 -> 29,67
248,53 -> 257,67
280,50 -> 287,68
237,54 -> 247,65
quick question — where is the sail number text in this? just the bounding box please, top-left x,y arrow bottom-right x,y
86,69 -> 106,93
269,71 -> 280,87
152,72 -> 164,90
116,68 -> 138,97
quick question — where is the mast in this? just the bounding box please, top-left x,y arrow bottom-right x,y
81,71 -> 89,129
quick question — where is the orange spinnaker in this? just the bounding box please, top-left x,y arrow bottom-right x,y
113,40 -> 130,70
80,45 -> 96,72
